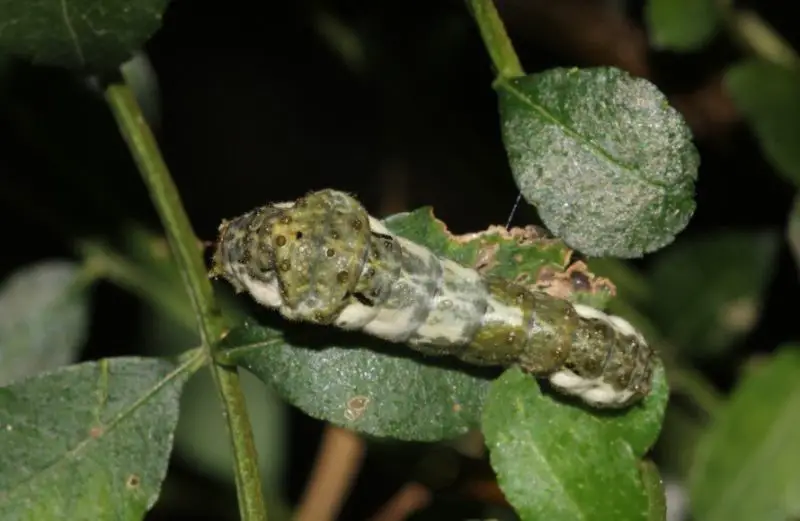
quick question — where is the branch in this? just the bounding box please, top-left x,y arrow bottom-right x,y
104,82 -> 268,521
467,0 -> 525,79
724,9 -> 800,69
368,482 -> 431,521
294,426 -> 366,521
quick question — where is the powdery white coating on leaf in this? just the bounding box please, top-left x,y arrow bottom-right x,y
500,66 -> 699,258
221,322 -> 491,442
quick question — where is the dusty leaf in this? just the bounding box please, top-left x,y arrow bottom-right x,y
0,355 -> 198,520
499,67 -> 698,258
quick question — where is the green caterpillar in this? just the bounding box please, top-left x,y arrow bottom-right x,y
211,189 -> 655,408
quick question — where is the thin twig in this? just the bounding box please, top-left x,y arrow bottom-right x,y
722,9 -> 800,69
80,240 -> 195,329
466,0 -> 525,79
104,84 -> 220,344
368,482 -> 432,521
104,82 -> 268,521
294,426 -> 366,521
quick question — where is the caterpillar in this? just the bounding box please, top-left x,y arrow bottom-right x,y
210,189 -> 655,408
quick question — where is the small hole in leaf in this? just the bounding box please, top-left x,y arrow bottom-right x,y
126,474 -> 141,489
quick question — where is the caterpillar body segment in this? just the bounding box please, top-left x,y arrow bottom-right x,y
212,189 -> 655,408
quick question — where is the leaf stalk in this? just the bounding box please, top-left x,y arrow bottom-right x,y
466,0 -> 525,79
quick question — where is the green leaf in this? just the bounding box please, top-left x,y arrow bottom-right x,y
639,461 -> 667,521
138,304 -> 287,493
498,67 -> 699,258
645,0 -> 720,52
689,346 -> 800,521
384,208 -> 616,309
221,320 -> 491,442
586,258 -> 652,305
0,354 -> 198,520
0,260 -> 92,386
0,0 -> 169,70
725,59 -> 800,186
646,230 -> 779,359
482,366 -> 668,521
221,208 -> 614,441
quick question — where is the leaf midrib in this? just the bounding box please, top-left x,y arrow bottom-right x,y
497,78 -> 671,190
2,353 -> 199,503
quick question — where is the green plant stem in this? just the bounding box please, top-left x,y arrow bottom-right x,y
466,0 -> 525,79
105,82 -> 268,521
104,84 -> 219,344
79,240 -> 196,329
717,4 -> 800,68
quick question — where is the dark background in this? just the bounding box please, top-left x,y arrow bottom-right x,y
1,0 -> 797,519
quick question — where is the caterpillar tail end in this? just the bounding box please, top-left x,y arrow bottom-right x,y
547,304 -> 655,409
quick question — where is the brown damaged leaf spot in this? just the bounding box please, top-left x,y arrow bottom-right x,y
417,207 -> 570,267
427,206 -> 561,247
344,395 -> 370,421
89,425 -> 104,439
534,261 -> 617,301
450,223 -> 562,247
126,474 -> 141,489
457,225 -> 571,274
474,243 -> 500,273
406,209 -> 615,304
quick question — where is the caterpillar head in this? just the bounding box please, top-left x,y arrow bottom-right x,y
212,190 -> 372,324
